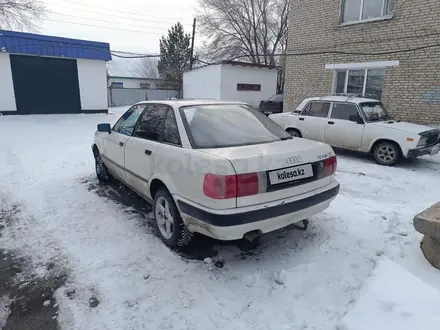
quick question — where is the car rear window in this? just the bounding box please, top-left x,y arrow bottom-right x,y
268,94 -> 283,102
180,104 -> 292,149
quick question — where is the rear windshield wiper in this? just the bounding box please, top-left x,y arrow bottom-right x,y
281,136 -> 293,140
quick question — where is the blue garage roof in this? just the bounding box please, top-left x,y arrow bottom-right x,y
0,30 -> 111,61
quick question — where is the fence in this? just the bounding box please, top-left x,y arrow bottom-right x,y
108,88 -> 182,107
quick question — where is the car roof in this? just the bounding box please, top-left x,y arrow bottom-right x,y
300,95 -> 379,105
135,99 -> 249,107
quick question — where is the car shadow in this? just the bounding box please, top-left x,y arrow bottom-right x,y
83,178 -> 156,235
82,177 -> 320,264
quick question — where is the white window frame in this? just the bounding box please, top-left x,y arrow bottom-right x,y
339,69 -> 369,95
326,60 -> 399,96
333,69 -> 380,95
340,0 -> 394,25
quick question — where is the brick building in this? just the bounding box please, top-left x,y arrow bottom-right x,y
285,0 -> 440,124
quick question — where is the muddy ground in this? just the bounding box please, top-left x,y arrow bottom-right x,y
0,203 -> 65,329
1,178 -> 305,328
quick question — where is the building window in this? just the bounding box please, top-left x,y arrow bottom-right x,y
237,83 -> 261,91
111,82 -> 123,88
334,68 -> 385,100
140,83 -> 151,89
341,0 -> 395,23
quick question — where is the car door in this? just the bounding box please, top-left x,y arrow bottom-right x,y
324,102 -> 365,150
102,104 -> 146,181
297,101 -> 331,141
124,104 -> 168,196
152,108 -> 184,198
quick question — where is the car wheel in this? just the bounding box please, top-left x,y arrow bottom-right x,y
286,128 -> 302,138
153,189 -> 193,249
94,151 -> 112,182
373,142 -> 400,166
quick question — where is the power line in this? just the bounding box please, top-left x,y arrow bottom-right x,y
43,2 -> 193,27
110,50 -> 160,59
195,59 -> 212,65
226,43 -> 440,62
48,10 -> 174,32
111,50 -> 160,56
44,18 -> 167,36
57,0 -> 191,21
111,42 -> 440,60
4,40 -> 439,61
111,52 -> 160,59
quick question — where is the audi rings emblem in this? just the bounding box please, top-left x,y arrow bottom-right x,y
285,156 -> 302,165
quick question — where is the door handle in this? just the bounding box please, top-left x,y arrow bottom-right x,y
299,118 -> 305,121
145,149 -> 152,155
119,142 -> 125,147
328,121 -> 335,125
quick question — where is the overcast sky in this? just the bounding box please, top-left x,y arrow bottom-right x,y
40,0 -> 199,54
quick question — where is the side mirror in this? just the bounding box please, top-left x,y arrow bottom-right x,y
97,123 -> 111,133
349,114 -> 364,124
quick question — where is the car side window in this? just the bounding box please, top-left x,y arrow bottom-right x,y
331,103 -> 360,121
300,103 -> 312,116
308,102 -> 331,118
113,104 -> 146,136
163,109 -> 181,146
134,104 -> 168,142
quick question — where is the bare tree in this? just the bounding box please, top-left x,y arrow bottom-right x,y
0,0 -> 45,31
197,0 -> 289,66
136,57 -> 160,79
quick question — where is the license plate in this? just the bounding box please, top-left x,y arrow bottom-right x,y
269,164 -> 313,185
430,147 -> 439,156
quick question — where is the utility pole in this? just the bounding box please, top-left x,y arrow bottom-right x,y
189,18 -> 196,70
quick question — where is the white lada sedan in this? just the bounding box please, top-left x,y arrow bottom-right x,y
92,100 -> 340,248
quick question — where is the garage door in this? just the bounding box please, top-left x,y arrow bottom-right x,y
10,55 -> 82,114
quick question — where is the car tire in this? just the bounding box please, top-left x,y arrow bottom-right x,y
373,141 -> 400,166
94,151 -> 112,182
153,188 -> 193,249
286,128 -> 302,138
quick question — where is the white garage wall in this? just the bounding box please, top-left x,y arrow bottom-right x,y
0,53 -> 17,112
220,65 -> 278,107
77,59 -> 108,110
183,65 -> 222,100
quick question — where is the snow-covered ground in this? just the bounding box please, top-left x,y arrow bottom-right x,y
341,258 -> 440,330
1,108 -> 440,329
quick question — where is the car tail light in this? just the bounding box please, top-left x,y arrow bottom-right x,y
323,156 -> 337,177
203,173 -> 261,199
203,174 -> 237,199
236,173 -> 259,197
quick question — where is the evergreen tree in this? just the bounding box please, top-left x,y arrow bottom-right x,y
158,22 -> 192,83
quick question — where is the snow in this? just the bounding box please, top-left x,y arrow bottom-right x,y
0,110 -> 440,329
341,257 -> 440,330
0,296 -> 11,329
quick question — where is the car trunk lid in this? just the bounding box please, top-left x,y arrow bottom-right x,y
200,139 -> 335,207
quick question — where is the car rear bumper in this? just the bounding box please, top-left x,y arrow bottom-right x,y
406,143 -> 440,158
176,182 -> 340,240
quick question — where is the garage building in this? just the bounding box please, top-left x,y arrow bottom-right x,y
183,61 -> 278,108
0,30 -> 111,115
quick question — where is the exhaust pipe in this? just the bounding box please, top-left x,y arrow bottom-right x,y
243,230 -> 262,243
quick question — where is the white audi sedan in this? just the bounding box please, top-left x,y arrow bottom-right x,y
92,100 -> 339,248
